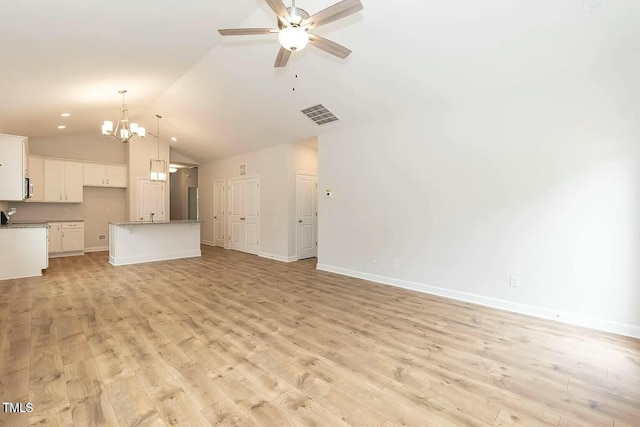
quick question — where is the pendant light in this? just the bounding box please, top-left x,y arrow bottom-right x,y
150,114 -> 167,182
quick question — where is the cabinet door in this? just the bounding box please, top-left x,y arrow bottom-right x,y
44,160 -> 65,202
105,165 -> 127,187
48,223 -> 62,253
62,227 -> 84,252
64,162 -> 83,202
28,156 -> 45,202
83,163 -> 106,187
0,134 -> 26,201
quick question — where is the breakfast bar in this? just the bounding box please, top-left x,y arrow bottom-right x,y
108,220 -> 202,266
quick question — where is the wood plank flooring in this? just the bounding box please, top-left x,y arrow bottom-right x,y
0,245 -> 638,426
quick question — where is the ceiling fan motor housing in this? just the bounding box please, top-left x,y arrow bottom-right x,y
278,6 -> 310,29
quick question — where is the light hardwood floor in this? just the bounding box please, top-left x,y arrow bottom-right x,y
0,245 -> 638,426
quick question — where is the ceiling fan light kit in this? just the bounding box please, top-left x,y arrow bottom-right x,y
218,0 -> 363,67
278,26 -> 309,51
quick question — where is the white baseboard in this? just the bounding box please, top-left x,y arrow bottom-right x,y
109,250 -> 202,266
201,240 -> 216,247
316,264 -> 640,339
259,252 -> 297,263
49,251 -> 85,258
84,246 -> 108,253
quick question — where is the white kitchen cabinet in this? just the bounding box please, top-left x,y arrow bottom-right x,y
27,155 -> 45,201
0,133 -> 28,201
61,222 -> 84,252
49,221 -> 84,255
0,226 -> 48,280
44,160 -> 83,202
83,163 -> 127,188
48,222 -> 62,253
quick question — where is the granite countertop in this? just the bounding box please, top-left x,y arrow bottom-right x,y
109,220 -> 203,226
0,223 -> 50,229
10,219 -> 84,224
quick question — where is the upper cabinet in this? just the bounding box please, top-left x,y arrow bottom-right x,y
0,133 -> 28,201
83,163 -> 127,188
44,160 -> 83,203
28,155 -> 45,202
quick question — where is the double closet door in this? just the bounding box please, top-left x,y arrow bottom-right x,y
229,177 -> 260,255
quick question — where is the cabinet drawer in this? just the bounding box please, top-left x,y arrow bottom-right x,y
62,222 -> 83,230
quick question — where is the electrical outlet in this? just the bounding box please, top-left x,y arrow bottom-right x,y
510,275 -> 520,287
98,234 -> 106,240
392,258 -> 399,267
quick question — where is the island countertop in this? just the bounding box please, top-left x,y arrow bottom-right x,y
109,220 -> 203,226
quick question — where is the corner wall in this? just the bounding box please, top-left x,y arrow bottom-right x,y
317,77 -> 640,338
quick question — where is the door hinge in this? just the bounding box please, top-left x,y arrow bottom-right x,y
316,241 -> 318,246
257,240 -> 259,245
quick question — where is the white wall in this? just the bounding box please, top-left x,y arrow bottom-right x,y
318,76 -> 640,338
199,143 -> 291,259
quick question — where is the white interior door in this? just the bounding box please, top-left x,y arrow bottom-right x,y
137,180 -> 165,221
296,173 -> 317,259
229,177 -> 260,255
214,180 -> 225,247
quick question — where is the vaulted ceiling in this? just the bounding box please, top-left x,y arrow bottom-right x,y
0,0 -> 637,163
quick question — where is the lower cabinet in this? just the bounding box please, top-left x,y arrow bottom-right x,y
48,222 -> 84,256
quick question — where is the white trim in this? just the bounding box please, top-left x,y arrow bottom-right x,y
84,246 -> 108,253
49,251 -> 85,258
109,249 -> 201,266
316,264 -> 640,339
201,240 -> 216,247
259,252 -> 297,263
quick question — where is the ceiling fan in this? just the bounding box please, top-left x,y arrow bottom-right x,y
218,0 -> 363,67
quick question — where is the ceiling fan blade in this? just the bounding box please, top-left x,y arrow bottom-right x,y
303,0 -> 363,29
264,0 -> 291,23
218,28 -> 278,36
308,34 -> 352,59
274,47 -> 292,67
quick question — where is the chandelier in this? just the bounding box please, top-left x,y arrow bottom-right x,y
101,90 -> 146,143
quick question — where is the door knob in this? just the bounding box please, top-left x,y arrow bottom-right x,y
298,220 -> 302,223
214,216 -> 217,219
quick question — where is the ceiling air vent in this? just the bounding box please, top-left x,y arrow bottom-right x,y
301,104 -> 339,125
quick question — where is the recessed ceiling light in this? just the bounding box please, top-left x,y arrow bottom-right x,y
57,125 -> 66,129
171,137 -> 177,142
61,113 -> 71,117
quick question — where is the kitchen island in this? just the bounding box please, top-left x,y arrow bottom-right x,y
0,223 -> 49,280
108,220 -> 202,266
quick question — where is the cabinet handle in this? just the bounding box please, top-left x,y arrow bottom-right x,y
59,194 -> 62,200
65,195 -> 68,201
106,178 -> 109,185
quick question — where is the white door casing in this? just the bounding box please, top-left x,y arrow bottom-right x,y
137,180 -> 165,221
229,177 -> 260,255
296,173 -> 318,259
214,180 -> 225,247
